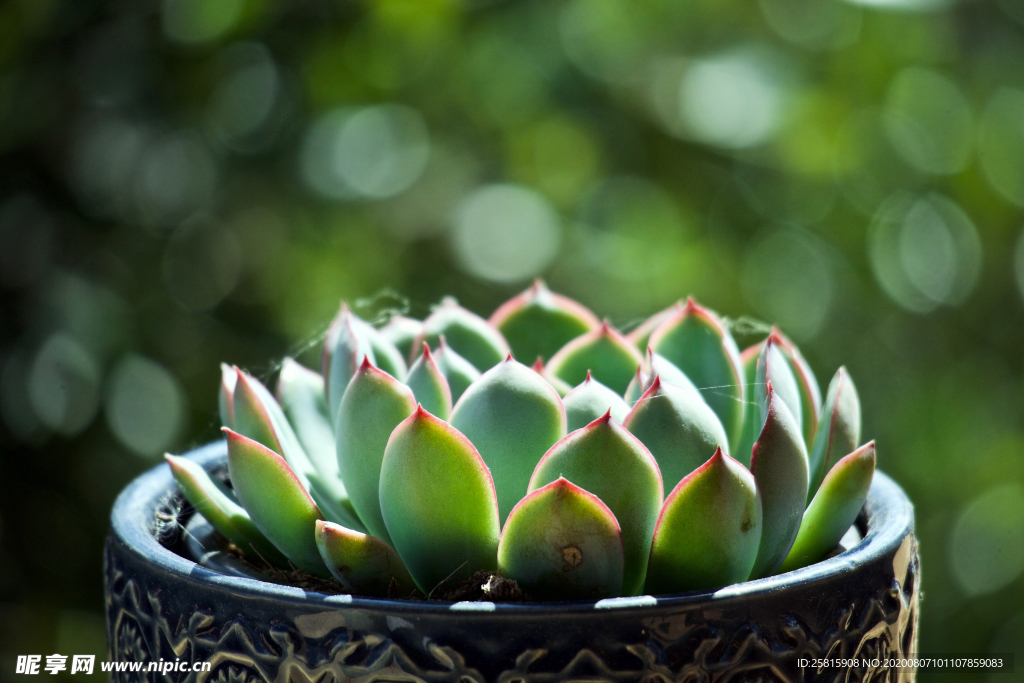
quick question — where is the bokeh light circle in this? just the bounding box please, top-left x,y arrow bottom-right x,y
301,105 -> 430,201
949,483 -> 1024,596
868,192 -> 982,313
28,334 -> 100,436
452,184 -> 561,283
104,354 -> 186,458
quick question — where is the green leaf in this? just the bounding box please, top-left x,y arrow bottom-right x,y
325,306 -> 377,422
379,407 -> 501,594
748,385 -> 809,579
232,370 -> 283,454
379,315 -> 423,361
807,367 -> 861,503
626,302 -> 682,352
623,377 -> 730,494
359,319 -> 408,381
336,359 -> 417,546
645,347 -> 702,399
232,369 -> 318,488
449,357 -> 566,522
562,371 -> 630,431
416,297 -> 509,372
277,358 -> 337,481
772,330 -> 822,446
405,343 -> 452,420
779,442 -> 875,574
315,520 -> 417,597
498,478 -> 624,601
277,358 -> 365,532
219,363 -> 236,428
531,356 -> 572,397
649,297 -> 746,453
529,413 -> 662,595
165,454 -> 288,567
489,280 -> 600,363
433,336 -> 482,404
224,428 -> 329,576
546,321 -> 643,395
756,336 -> 802,437
733,343 -> 762,469
623,366 -> 648,406
645,448 -> 761,593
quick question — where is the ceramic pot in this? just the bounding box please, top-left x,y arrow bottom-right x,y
104,441 -> 919,682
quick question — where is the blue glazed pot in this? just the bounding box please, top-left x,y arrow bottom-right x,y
104,441 -> 919,682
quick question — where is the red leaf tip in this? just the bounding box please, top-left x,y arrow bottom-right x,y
531,357 -> 545,372
359,355 -> 374,371
505,352 -> 514,362
585,369 -> 593,382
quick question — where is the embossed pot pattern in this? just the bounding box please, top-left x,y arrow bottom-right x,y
104,442 -> 919,683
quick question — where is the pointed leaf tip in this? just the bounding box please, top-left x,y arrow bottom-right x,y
224,427 -> 328,576
748,387 -> 808,579
585,369 -> 593,382
315,520 -> 416,597
380,405 -> 500,593
779,441 -> 875,573
645,447 -> 761,594
499,476 -> 624,600
530,412 -> 661,595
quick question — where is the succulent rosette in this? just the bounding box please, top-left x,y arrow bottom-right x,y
169,282 -> 875,601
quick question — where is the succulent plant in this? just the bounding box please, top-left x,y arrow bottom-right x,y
169,283 -> 876,600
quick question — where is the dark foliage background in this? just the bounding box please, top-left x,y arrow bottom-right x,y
1,0 -> 1023,679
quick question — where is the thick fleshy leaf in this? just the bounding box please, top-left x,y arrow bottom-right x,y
772,330 -> 822,445
224,428 -> 328,576
562,372 -> 630,431
433,336 -> 482,404
748,386 -> 809,579
325,307 -> 377,422
623,377 -> 730,494
360,321 -> 408,381
529,414 -> 662,595
219,363 -> 237,428
232,371 -> 283,454
649,297 -> 746,452
645,448 -> 762,594
315,520 -> 417,597
756,336 -> 802,436
644,347 -> 702,399
379,407 -> 501,593
734,344 -> 762,469
624,366 -> 648,406
277,358 -> 364,532
277,358 -> 336,479
405,343 -> 452,420
379,315 -> 423,361
232,370 -> 318,487
779,442 -> 875,574
489,280 -> 601,363
807,367 -> 861,502
450,357 -> 566,522
498,478 -> 624,601
546,322 -> 643,395
165,454 -> 288,567
531,356 -> 572,397
336,360 -> 417,545
626,302 -> 682,352
414,297 -> 510,372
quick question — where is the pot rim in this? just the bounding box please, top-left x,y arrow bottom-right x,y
110,440 -> 914,614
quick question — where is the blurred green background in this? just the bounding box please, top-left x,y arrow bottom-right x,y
0,0 -> 1022,679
